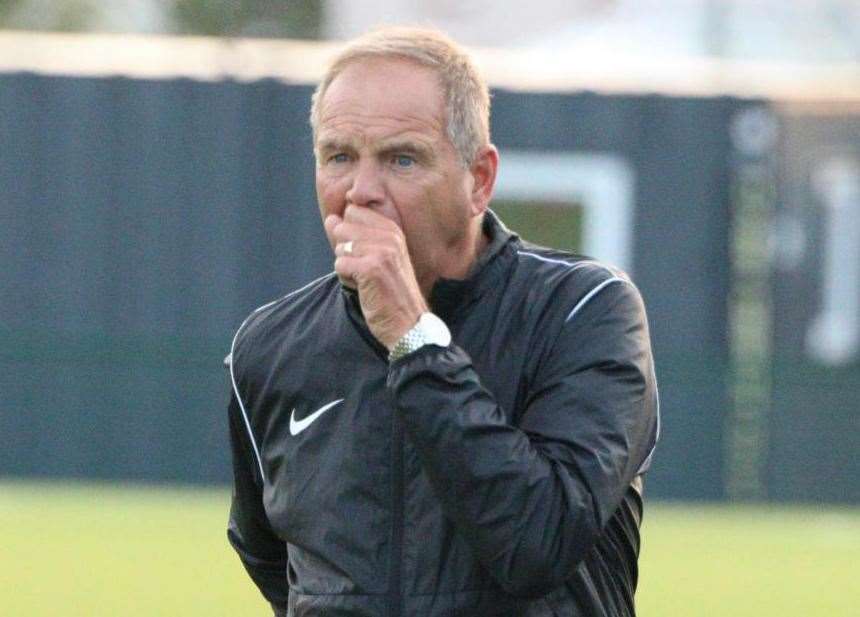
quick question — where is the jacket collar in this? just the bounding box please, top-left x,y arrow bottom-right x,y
429,209 -> 518,321
341,209 -> 518,325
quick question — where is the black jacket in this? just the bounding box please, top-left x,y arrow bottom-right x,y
227,213 -> 659,616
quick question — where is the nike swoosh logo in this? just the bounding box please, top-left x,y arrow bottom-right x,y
289,399 -> 344,436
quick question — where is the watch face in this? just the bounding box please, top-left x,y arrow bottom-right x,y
420,313 -> 452,347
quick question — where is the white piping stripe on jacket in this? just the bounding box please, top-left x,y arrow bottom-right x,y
517,250 -> 613,276
638,371 -> 661,474
228,272 -> 336,484
518,250 -> 659,475
565,277 -> 628,323
563,275 -> 660,476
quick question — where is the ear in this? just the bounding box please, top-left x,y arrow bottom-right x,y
468,144 -> 499,217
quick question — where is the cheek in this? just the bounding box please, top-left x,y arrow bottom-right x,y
427,174 -> 469,221
386,182 -> 431,229
391,183 -> 448,243
316,174 -> 347,217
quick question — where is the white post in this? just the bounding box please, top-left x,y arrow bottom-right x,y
807,156 -> 860,365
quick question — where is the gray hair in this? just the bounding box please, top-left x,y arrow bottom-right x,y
309,26 -> 491,167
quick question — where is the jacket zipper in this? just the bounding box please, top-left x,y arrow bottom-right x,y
388,398 -> 405,617
343,289 -> 405,615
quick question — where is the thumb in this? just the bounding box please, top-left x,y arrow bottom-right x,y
323,214 -> 342,250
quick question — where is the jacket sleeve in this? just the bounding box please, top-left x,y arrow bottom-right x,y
387,279 -> 658,598
227,391 -> 290,616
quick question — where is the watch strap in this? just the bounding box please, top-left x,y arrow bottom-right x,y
388,313 -> 450,362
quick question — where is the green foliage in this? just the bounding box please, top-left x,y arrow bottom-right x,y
0,0 -> 97,31
170,0 -> 322,39
0,0 -> 21,20
0,0 -> 322,38
2,481 -> 857,616
491,200 -> 584,254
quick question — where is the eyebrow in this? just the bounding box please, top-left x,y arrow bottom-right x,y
377,140 -> 434,161
316,137 -> 435,162
316,138 -> 358,155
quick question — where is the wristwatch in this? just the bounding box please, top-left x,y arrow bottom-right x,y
388,312 -> 452,362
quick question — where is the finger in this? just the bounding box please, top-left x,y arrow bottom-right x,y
331,220 -> 397,245
333,255 -> 362,288
344,204 -> 400,231
335,237 -> 399,261
335,239 -> 357,258
324,214 -> 343,248
324,214 -> 342,230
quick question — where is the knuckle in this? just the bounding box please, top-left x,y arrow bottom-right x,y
367,255 -> 385,275
382,246 -> 398,265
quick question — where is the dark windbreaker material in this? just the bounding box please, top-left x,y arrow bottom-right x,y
227,212 -> 660,616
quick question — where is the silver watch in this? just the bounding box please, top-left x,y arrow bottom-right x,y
388,312 -> 452,362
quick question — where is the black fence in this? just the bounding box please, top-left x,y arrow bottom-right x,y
3,71 -> 853,502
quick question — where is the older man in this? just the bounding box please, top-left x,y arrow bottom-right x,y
227,26 -> 659,617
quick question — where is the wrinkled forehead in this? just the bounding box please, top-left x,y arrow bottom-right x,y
317,56 -> 446,129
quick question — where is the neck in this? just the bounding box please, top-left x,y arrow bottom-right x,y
417,216 -> 488,298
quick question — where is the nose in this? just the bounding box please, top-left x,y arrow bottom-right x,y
345,158 -> 385,208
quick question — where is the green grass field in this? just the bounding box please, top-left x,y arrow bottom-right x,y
1,481 -> 857,616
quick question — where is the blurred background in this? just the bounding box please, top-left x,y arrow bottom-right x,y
1,1 -> 858,615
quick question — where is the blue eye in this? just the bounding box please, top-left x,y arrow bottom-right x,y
394,155 -> 415,168
330,153 -> 349,164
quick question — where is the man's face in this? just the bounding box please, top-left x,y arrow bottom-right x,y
314,57 -> 475,284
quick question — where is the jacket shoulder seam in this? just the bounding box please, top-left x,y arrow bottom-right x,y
516,250 -> 633,315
